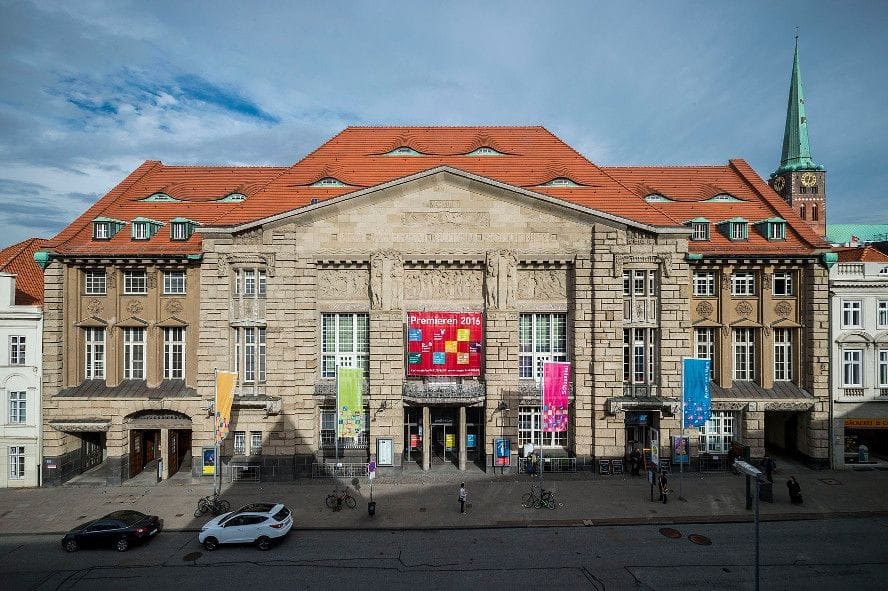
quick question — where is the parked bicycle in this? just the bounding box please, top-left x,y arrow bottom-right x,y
325,488 -> 356,511
194,493 -> 231,517
521,486 -> 560,510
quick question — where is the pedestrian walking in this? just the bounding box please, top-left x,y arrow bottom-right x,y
458,482 -> 467,514
787,476 -> 803,504
657,470 -> 668,504
630,447 -> 641,477
760,454 -> 776,483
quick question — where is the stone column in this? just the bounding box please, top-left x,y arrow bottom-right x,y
458,406 -> 467,471
422,406 -> 431,471
160,428 -> 169,480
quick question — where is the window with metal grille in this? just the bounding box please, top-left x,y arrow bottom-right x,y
517,406 -> 568,448
9,336 -> 25,365
123,270 -> 147,294
123,328 -> 145,379
164,327 -> 185,379
8,392 -> 26,424
233,431 -> 246,455
699,411 -> 736,454
519,313 -> 567,380
85,327 -> 105,380
773,328 -> 793,382
250,431 -> 263,455
321,313 -> 369,378
732,328 -> 756,381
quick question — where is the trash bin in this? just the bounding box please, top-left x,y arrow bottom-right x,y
368,501 -> 376,517
759,481 -> 773,503
859,445 -> 870,463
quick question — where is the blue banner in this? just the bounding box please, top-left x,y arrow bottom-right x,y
683,358 -> 712,428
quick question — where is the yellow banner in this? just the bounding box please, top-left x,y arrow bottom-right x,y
215,370 -> 238,442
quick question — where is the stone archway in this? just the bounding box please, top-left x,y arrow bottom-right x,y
124,410 -> 193,480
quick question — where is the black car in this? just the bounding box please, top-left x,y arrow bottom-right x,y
62,510 -> 162,552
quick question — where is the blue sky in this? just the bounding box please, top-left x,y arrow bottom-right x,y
1,0 -> 886,245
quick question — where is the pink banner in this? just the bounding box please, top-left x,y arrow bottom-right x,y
542,362 -> 570,432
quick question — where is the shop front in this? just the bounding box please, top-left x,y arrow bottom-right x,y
842,418 -> 888,466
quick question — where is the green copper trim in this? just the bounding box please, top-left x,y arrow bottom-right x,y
773,38 -> 824,177
821,252 -> 838,269
686,253 -> 703,261
33,251 -> 51,270
186,253 -> 203,261
142,193 -> 180,202
217,193 -> 247,202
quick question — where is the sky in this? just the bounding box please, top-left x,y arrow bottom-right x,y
1,0 -> 886,246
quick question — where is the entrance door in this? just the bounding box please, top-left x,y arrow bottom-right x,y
129,430 -> 143,478
81,432 -> 104,472
168,430 -> 179,475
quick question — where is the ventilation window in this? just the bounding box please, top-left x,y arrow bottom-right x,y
218,193 -> 247,202
142,192 -> 180,202
645,194 -> 673,203
705,193 -> 743,203
543,178 -> 580,187
311,177 -> 347,187
384,146 -> 422,156
465,147 -> 503,156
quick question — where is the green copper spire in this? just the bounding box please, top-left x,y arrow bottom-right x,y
773,37 -> 824,176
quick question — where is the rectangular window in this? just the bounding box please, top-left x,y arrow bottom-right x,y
321,313 -> 370,378
93,222 -> 109,240
235,269 -> 267,296
320,408 -> 370,449
163,271 -> 186,295
732,328 -> 756,381
769,223 -> 786,240
132,222 -> 149,240
85,270 -> 107,295
622,328 -> 657,385
773,328 -> 793,382
123,270 -> 147,294
842,349 -> 863,387
235,327 -> 266,384
879,349 -> 888,388
623,269 -> 658,324
123,328 -> 146,380
517,406 -> 568,448
693,272 -> 716,296
233,431 -> 246,455
731,272 -> 756,296
694,327 -> 715,379
250,431 -> 262,455
85,327 -> 105,380
163,327 -> 185,379
519,313 -> 568,380
699,411 -> 737,454
772,272 -> 794,296
170,222 -> 189,241
691,222 -> 709,241
9,336 -> 25,365
878,301 -> 888,329
8,446 -> 25,480
841,300 -> 862,328
730,223 -> 748,240
8,391 -> 26,424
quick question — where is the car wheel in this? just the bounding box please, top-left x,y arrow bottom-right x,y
63,539 -> 78,553
203,537 -> 219,551
256,536 -> 271,551
116,537 -> 129,552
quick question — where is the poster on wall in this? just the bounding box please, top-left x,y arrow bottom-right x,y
495,438 -> 511,466
202,447 -> 216,476
406,312 -> 483,376
672,435 -> 689,464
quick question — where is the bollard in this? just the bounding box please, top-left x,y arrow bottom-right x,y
368,501 -> 376,517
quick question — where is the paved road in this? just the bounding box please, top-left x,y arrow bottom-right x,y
2,517 -> 886,591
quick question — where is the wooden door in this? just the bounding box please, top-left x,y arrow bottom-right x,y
129,430 -> 143,477
168,430 -> 179,475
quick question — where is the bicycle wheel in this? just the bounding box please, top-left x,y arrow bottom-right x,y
325,494 -> 337,509
218,500 -> 231,512
195,499 -> 209,517
521,492 -> 536,509
345,495 -> 356,509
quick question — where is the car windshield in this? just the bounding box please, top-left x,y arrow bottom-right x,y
106,511 -> 146,525
272,507 -> 290,521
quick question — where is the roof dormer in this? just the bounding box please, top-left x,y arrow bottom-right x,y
704,193 -> 743,203
542,177 -> 580,187
310,177 -> 348,187
217,192 -> 247,202
685,217 -> 710,241
130,217 -> 164,240
465,146 -> 504,156
92,217 -> 125,240
141,192 -> 180,202
383,146 -> 423,156
717,217 -> 749,241
755,217 -> 787,241
169,218 -> 200,241
645,193 -> 674,203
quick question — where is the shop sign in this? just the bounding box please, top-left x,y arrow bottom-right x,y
407,312 -> 483,376
845,418 -> 888,429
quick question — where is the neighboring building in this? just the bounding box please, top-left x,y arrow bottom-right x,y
830,246 -> 888,468
826,224 -> 888,247
0,238 -> 47,487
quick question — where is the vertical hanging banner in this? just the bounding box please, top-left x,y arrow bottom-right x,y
337,367 -> 364,439
683,357 -> 712,428
214,371 -> 238,443
542,361 -> 571,432
406,312 -> 483,376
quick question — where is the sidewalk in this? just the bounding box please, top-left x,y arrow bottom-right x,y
1,466 -> 886,535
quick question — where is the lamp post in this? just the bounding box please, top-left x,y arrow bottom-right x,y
733,460 -> 764,591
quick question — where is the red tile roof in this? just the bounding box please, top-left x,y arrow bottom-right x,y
42,127 -> 828,258
0,237 -> 49,306
834,246 -> 888,263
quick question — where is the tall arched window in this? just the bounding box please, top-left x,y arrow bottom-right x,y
799,204 -> 806,220
812,204 -> 819,221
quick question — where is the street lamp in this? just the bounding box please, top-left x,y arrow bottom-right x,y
733,460 -> 764,591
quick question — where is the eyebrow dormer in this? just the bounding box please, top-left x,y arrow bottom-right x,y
383,146 -> 423,156
542,177 -> 580,187
311,177 -> 348,187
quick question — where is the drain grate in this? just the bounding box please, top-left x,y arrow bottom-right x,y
688,534 -> 712,546
659,527 -> 682,539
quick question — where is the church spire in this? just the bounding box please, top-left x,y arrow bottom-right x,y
773,36 -> 823,176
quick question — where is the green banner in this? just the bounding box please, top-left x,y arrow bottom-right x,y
337,367 -> 364,439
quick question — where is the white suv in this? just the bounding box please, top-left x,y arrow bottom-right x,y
198,503 -> 293,551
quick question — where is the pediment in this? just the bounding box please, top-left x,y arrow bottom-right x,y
116,316 -> 149,328
836,331 -> 873,344
75,316 -> 107,328
156,316 -> 188,327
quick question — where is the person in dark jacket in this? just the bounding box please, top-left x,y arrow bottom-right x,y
787,476 -> 803,504
760,454 -> 776,483
629,448 -> 641,477
657,470 -> 669,504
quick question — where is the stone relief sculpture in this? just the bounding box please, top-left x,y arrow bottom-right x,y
405,269 -> 481,300
485,255 -> 499,308
485,250 -> 519,309
517,269 -> 568,300
369,251 -> 404,310
318,269 -> 369,301
370,253 -> 384,309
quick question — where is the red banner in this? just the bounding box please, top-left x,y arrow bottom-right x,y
407,312 -> 483,376
542,362 -> 570,432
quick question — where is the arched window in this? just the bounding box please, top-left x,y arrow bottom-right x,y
812,204 -> 819,221
799,204 -> 806,220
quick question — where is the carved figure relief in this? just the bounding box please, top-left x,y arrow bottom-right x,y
146,272 -> 157,290
485,250 -> 519,309
126,299 -> 144,315
165,299 -> 184,314
86,298 -> 104,316
236,228 -> 263,246
404,268 -> 482,301
106,273 -> 117,290
774,301 -> 792,318
217,253 -> 276,277
369,251 -> 405,310
317,268 -> 369,301
516,269 -> 568,300
735,301 -> 754,317
762,273 -> 772,291
696,300 -> 714,318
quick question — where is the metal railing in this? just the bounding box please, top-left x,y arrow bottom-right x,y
517,456 -> 576,473
229,464 -> 261,482
311,462 -> 370,478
